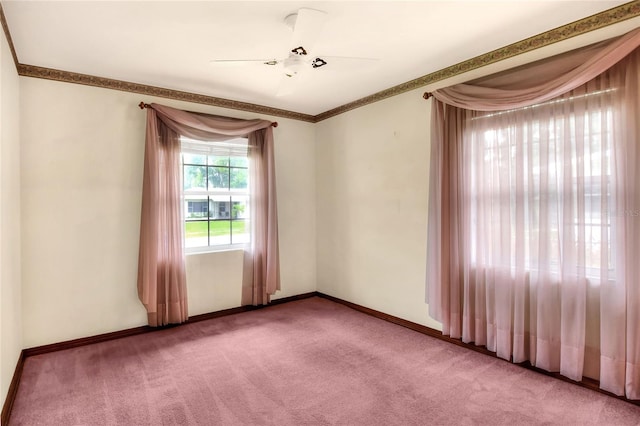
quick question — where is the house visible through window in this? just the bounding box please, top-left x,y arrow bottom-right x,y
181,137 -> 249,251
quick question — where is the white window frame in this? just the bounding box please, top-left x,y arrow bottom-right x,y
181,137 -> 250,253
467,92 -> 615,280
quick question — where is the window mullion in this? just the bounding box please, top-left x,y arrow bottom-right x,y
207,195 -> 211,247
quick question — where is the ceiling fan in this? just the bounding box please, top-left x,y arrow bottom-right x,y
209,8 -> 377,94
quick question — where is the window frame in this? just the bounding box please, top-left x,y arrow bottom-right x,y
181,137 -> 250,253
466,94 -> 615,280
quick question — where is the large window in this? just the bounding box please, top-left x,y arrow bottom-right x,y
467,91 -> 614,279
181,137 -> 249,251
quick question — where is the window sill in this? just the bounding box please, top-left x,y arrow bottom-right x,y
186,245 -> 247,256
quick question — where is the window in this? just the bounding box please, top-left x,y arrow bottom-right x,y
467,90 -> 615,279
181,137 -> 250,251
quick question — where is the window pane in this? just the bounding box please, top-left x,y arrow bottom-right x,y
208,155 -> 229,167
230,157 -> 248,167
232,220 -> 249,244
209,195 -> 231,220
208,166 -> 229,190
209,220 -> 231,245
184,166 -> 207,191
230,168 -> 248,189
183,153 -> 206,165
230,196 -> 248,219
231,196 -> 249,244
185,220 -> 208,248
185,196 -> 208,219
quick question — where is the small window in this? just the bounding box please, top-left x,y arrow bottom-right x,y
181,137 -> 250,251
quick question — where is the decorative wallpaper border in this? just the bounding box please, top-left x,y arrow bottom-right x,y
0,2 -> 19,69
3,1 -> 640,123
314,0 -> 640,122
17,64 -> 316,123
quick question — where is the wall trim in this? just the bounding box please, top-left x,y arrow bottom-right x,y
5,2 -> 640,123
186,292 -> 317,324
0,351 -> 24,426
316,292 -> 640,407
22,324 -> 155,359
23,291 -> 318,357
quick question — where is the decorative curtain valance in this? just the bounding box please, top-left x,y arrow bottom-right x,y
430,27 -> 640,111
150,103 -> 275,141
138,103 -> 280,327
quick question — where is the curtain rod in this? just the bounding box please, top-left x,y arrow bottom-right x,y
423,93 -> 433,100
138,102 -> 278,127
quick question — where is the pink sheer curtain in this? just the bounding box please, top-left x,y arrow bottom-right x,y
138,104 -> 280,326
138,108 -> 187,326
426,28 -> 640,398
245,129 -> 280,306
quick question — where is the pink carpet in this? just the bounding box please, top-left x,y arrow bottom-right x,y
9,297 -> 640,425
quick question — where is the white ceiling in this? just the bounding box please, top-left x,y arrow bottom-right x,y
2,1 -> 634,116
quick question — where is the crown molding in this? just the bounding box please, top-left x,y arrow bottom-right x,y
0,2 -> 19,70
6,1 -> 640,123
17,64 -> 316,123
314,1 -> 640,122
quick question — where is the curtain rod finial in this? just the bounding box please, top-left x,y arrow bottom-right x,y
271,122 -> 278,128
423,92 -> 433,100
139,102 -> 150,109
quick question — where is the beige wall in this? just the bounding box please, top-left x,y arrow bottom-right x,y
0,29 -> 22,408
315,88 -> 441,330
19,78 -> 316,348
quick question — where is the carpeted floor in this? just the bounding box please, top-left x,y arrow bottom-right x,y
9,297 -> 640,425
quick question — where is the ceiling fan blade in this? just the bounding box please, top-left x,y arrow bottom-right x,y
209,59 -> 281,66
290,8 -> 328,54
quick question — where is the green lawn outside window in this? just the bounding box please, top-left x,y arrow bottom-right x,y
185,220 -> 247,238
